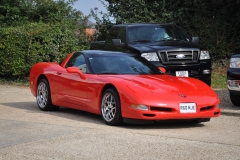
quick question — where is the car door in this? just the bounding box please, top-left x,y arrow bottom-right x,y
54,52 -> 89,108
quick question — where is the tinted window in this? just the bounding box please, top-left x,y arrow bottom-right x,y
106,27 -> 119,43
118,27 -> 126,43
106,27 -> 126,43
66,53 -> 87,73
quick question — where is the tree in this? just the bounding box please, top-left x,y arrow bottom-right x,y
0,0 -> 81,27
101,0 -> 172,23
0,0 -> 89,77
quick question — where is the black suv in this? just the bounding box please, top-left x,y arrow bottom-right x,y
91,23 -> 211,85
227,52 -> 240,106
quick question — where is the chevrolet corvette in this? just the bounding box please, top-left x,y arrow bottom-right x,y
29,50 -> 220,125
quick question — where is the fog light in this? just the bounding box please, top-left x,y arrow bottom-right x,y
130,104 -> 148,110
202,69 -> 210,74
227,80 -> 240,88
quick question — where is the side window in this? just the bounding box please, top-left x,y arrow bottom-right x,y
106,27 -> 119,43
118,27 -> 126,43
66,53 -> 87,73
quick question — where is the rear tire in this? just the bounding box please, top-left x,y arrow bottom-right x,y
36,79 -> 59,111
101,88 -> 123,125
230,92 -> 240,106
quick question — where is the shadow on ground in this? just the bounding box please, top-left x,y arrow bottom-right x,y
1,101 -> 206,129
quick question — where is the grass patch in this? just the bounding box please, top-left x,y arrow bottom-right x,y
211,72 -> 227,89
211,59 -> 228,89
0,76 -> 29,86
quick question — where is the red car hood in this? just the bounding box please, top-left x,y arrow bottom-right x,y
105,74 -> 213,95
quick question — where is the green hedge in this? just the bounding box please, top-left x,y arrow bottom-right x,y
0,22 -> 88,77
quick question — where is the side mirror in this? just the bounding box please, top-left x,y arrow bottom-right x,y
67,67 -> 86,79
158,67 -> 166,73
192,37 -> 199,44
112,39 -> 125,47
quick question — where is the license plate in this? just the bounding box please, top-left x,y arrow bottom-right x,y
176,71 -> 188,77
179,103 -> 196,113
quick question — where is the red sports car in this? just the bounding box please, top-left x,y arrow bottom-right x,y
29,50 -> 220,125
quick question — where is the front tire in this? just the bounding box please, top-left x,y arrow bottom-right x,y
230,92 -> 240,106
36,79 -> 59,111
101,88 -> 123,125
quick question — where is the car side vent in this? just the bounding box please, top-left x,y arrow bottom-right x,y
150,107 -> 172,112
200,106 -> 213,111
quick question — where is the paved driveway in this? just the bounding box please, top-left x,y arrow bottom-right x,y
0,85 -> 240,160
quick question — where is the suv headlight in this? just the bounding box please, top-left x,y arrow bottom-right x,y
230,58 -> 240,68
141,52 -> 159,61
200,51 -> 210,60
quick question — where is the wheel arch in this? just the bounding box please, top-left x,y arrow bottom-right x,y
36,75 -> 59,111
100,84 -> 121,108
100,83 -> 123,125
36,74 -> 48,95
101,84 -> 119,97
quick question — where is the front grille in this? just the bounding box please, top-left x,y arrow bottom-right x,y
159,49 -> 199,64
150,107 -> 172,112
200,106 -> 214,111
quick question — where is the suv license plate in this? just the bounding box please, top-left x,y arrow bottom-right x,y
176,71 -> 188,77
180,103 -> 196,113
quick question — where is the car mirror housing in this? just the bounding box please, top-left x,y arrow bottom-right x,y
67,67 -> 86,79
112,39 -> 125,47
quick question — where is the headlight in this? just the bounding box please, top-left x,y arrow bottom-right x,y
200,51 -> 210,60
141,52 -> 159,61
230,58 -> 240,68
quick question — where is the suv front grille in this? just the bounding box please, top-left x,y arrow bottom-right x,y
159,49 -> 199,64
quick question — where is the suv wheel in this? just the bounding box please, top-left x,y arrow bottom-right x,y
230,92 -> 240,106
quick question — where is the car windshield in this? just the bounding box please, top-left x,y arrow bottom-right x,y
128,25 -> 189,44
86,54 -> 162,75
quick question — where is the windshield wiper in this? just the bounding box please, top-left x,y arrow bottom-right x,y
154,38 -> 183,42
133,40 -> 151,42
154,39 -> 166,42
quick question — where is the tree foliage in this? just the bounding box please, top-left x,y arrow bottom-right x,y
0,0 -> 89,77
102,0 -> 172,23
0,0 -> 80,26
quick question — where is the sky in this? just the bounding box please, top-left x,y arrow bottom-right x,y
72,0 -> 108,22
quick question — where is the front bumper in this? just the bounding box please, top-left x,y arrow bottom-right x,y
123,118 -> 211,124
227,68 -> 240,91
122,107 -> 220,120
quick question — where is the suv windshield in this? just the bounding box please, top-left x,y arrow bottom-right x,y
128,25 -> 189,44
87,54 -> 162,74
